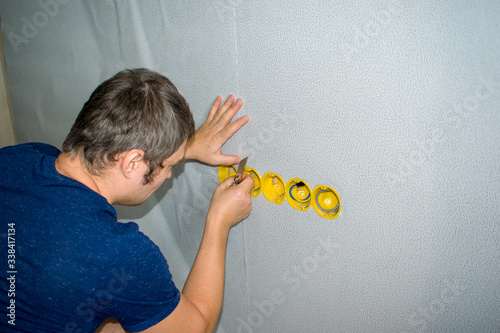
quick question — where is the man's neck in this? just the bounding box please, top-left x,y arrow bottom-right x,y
55,152 -> 112,203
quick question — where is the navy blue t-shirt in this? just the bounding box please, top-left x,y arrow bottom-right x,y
0,143 -> 180,332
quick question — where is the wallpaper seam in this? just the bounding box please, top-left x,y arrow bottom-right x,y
231,0 -> 250,315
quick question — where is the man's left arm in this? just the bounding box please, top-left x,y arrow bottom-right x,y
184,95 -> 248,165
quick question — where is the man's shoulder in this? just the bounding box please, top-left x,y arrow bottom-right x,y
0,142 -> 61,159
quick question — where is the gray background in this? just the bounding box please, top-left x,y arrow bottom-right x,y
1,1 -> 499,332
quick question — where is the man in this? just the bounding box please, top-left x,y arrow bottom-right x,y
0,68 -> 254,332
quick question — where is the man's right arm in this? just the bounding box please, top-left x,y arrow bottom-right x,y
138,174 -> 254,333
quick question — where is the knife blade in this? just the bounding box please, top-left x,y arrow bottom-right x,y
231,157 -> 248,186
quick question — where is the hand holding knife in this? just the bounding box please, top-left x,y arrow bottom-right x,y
231,157 -> 248,186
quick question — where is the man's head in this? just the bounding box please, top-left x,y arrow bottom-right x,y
62,68 -> 195,184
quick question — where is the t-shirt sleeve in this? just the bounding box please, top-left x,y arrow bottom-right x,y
102,222 -> 181,332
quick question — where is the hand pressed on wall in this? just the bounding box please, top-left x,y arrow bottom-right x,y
184,95 -> 248,166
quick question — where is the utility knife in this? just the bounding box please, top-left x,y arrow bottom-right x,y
231,157 -> 248,186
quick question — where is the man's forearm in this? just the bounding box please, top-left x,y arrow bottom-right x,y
181,219 -> 230,332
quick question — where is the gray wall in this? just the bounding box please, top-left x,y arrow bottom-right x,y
1,1 -> 499,332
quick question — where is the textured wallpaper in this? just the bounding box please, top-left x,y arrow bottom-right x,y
0,1 -> 499,332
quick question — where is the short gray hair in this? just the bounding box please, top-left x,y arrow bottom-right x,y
62,68 -> 195,184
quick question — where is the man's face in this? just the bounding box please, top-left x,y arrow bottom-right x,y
118,141 -> 186,206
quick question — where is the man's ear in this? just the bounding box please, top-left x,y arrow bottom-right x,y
120,149 -> 146,179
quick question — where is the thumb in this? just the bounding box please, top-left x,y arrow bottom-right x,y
217,154 -> 242,166
238,174 -> 255,193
